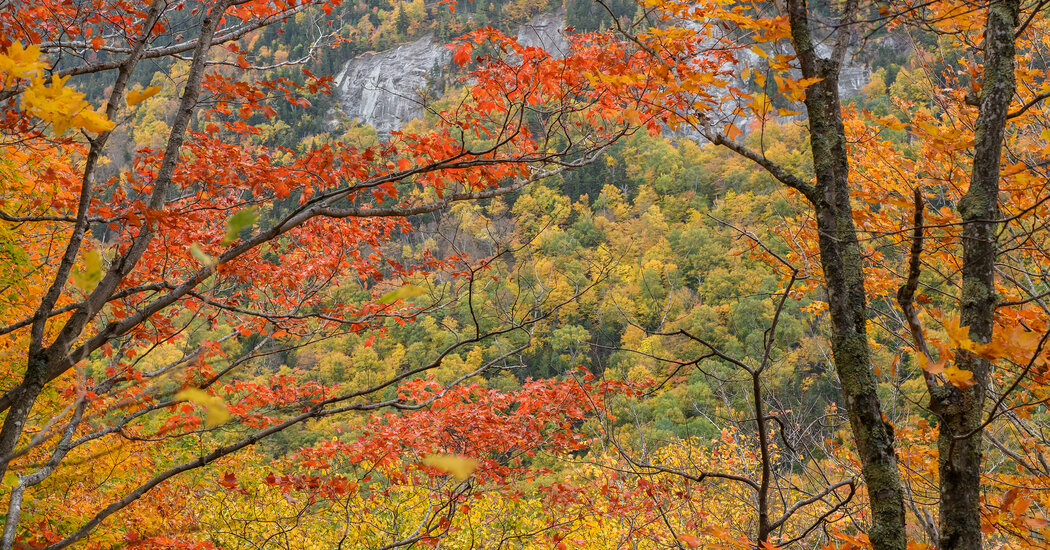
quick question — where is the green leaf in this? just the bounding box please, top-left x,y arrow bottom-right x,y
190,243 -> 217,268
223,207 -> 259,245
377,284 -> 426,304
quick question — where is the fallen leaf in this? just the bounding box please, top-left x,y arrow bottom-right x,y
943,366 -> 976,389
127,85 -> 161,106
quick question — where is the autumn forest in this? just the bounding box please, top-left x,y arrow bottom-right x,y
0,0 -> 1048,548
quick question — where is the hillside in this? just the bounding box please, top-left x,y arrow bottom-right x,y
1,0 -> 1049,549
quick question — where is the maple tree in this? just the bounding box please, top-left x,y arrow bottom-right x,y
837,5 -> 1050,544
581,0 -> 1050,547
777,2 -> 1050,547
4,0 -> 1050,547
0,0 -> 657,546
184,381 -> 775,549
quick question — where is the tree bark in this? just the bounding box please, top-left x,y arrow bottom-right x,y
784,0 -> 907,547
935,0 -> 1019,548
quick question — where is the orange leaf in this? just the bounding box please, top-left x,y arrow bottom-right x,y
127,85 -> 161,106
622,108 -> 643,126
943,366 -> 976,389
944,316 -> 978,353
453,44 -> 472,67
1024,517 -> 1049,529
723,123 -> 743,141
974,339 -> 1007,360
877,115 -> 906,132
917,352 -> 945,375
1005,325 -> 1044,354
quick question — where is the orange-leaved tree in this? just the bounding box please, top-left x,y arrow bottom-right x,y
587,0 -> 1049,547
0,0 -> 661,546
761,2 -> 1050,547
838,3 -> 1050,545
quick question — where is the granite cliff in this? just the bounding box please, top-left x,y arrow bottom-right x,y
332,11 -> 882,138
333,11 -> 569,138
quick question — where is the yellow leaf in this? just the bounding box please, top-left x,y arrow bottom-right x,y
74,109 -> 116,134
126,85 -> 161,106
190,243 -> 217,268
175,388 -> 230,428
0,42 -> 46,86
422,454 -> 478,482
943,366 -> 976,389
73,247 -> 103,290
377,284 -> 425,304
748,92 -> 772,116
20,73 -> 114,135
878,115 -> 906,132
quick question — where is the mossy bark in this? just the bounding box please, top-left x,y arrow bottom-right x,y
785,1 -> 907,548
935,0 -> 1018,548
808,74 -> 907,550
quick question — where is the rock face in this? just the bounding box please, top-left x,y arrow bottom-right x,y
334,11 -> 568,138
332,11 -> 877,139
813,44 -> 871,99
516,11 -> 569,57
333,34 -> 451,138
838,63 -> 870,99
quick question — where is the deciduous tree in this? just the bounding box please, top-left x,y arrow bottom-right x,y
0,1 -> 643,546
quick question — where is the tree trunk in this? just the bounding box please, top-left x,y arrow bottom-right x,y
935,0 -> 1019,548
0,356 -> 45,481
785,0 -> 907,547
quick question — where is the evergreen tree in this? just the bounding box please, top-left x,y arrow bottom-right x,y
396,2 -> 410,36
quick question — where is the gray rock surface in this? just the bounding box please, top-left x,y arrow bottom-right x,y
813,44 -> 870,99
333,34 -> 451,138
332,12 -> 879,139
516,10 -> 569,58
334,11 -> 568,138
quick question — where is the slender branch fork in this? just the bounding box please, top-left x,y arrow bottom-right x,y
576,219 -> 856,549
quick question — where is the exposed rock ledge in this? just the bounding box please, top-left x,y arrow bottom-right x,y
333,11 -> 568,138
332,10 -> 878,139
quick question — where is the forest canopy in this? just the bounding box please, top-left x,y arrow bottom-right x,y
1,0 -> 1049,549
